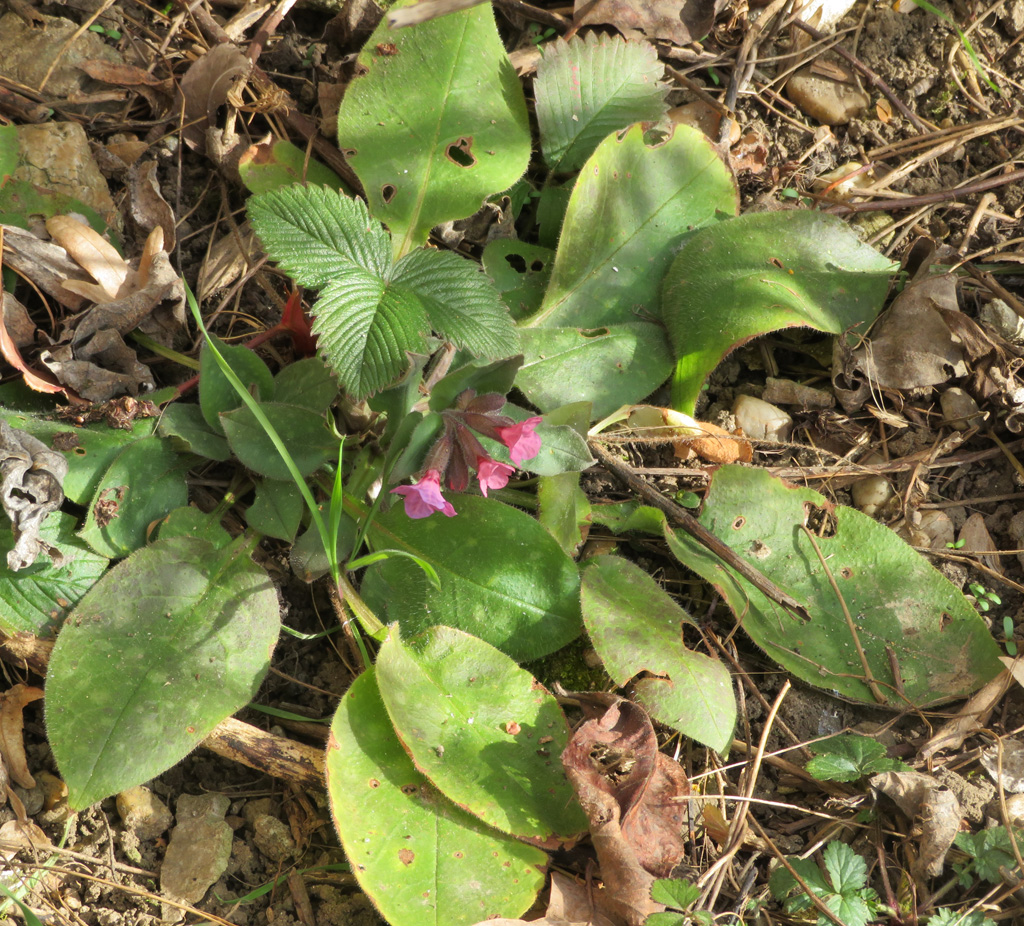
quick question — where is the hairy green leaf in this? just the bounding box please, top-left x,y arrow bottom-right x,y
662,210 -> 896,414
327,670 -> 546,926
377,625 -> 586,842
248,185 -> 390,287
337,1 -> 530,257
535,32 -> 668,173
46,536 -> 279,808
665,466 -> 1003,706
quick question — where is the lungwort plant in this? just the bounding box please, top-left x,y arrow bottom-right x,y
0,2 -> 1007,924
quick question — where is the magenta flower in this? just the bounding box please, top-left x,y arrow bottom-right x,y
496,417 -> 543,465
476,458 -> 515,497
389,469 -> 456,519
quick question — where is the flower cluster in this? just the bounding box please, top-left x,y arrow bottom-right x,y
389,391 -> 542,519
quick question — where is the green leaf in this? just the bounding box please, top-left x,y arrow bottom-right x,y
157,403 -> 231,461
805,734 -> 907,782
0,411 -> 158,505
581,555 -> 735,753
246,479 -> 304,542
336,0 -> 531,258
46,535 -> 280,809
517,323 -> 674,419
526,124 -> 738,329
650,878 -> 701,910
664,466 -> 1003,707
326,669 -> 546,926
824,842 -> 867,896
247,185 -> 390,288
376,625 -> 586,841
271,357 -> 339,413
427,355 -> 523,413
154,506 -> 231,549
238,139 -> 349,195
77,437 -> 189,558
481,239 -> 553,322
662,211 -> 897,414
289,517 -> 357,583
361,494 -> 581,661
534,32 -> 669,173
221,402 -> 337,479
0,512 -> 107,638
199,337 -> 275,434
537,403 -> 591,555
391,247 -> 519,361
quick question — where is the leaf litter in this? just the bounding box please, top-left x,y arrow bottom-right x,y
1,0 -> 1024,925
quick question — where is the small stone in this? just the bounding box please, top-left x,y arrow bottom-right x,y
1003,0 -> 1024,34
117,786 -> 173,842
252,814 -> 297,862
940,387 -> 983,430
851,475 -> 895,518
979,299 -> 1024,345
732,394 -> 792,441
786,67 -> 870,125
160,793 -> 233,920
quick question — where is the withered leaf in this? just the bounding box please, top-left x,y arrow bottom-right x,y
574,0 -> 720,46
0,684 -> 44,790
0,421 -> 68,570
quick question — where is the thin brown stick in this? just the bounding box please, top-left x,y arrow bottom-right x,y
963,260 -> 1024,319
825,167 -> 1024,214
588,441 -> 809,619
793,17 -> 933,133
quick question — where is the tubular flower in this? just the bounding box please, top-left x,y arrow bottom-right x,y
496,416 -> 544,465
389,469 -> 456,519
475,457 -> 515,497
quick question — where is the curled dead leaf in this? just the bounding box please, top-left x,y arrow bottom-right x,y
0,421 -> 68,570
627,405 -> 752,463
0,684 -> 44,790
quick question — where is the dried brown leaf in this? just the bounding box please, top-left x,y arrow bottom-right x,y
0,421 -> 68,569
0,684 -> 43,790
574,0 -> 719,46
129,160 -> 176,251
179,44 -> 250,152
46,215 -> 128,301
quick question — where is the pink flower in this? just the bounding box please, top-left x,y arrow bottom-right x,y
389,469 -> 456,519
496,417 -> 543,465
476,457 -> 515,497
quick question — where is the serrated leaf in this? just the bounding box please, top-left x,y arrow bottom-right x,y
361,495 -> 581,662
535,33 -> 669,173
0,512 -> 107,638
650,878 -> 701,910
377,625 -> 586,842
662,210 -> 897,414
337,1 -> 530,258
77,437 -> 189,558
805,734 -> 905,782
581,555 -> 735,753
824,842 -> 867,895
248,185 -> 390,288
326,670 -> 546,926
311,274 -> 428,397
664,466 -> 1003,706
391,247 -> 519,360
46,535 -> 280,809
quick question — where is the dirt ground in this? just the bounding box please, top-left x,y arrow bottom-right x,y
1,0 -> 1024,923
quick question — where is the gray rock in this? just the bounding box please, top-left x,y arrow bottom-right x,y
787,67 -> 870,125
252,813 -> 297,862
116,786 -> 173,842
160,793 -> 232,921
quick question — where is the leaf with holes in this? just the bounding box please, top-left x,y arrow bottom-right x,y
534,32 -> 669,173
249,185 -> 518,397
327,669 -> 547,926
45,535 -> 280,809
337,0 -> 530,259
581,555 -> 735,753
665,466 -> 1003,706
662,211 -> 896,414
376,624 -> 586,842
